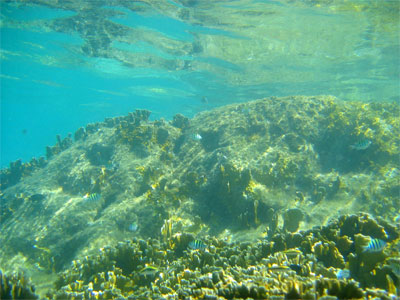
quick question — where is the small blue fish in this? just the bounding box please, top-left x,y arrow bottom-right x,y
336,269 -> 350,280
350,139 -> 371,150
362,238 -> 386,253
83,193 -> 101,203
128,222 -> 139,232
188,239 -> 206,250
191,133 -> 202,141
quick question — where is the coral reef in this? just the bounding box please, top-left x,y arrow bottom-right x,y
284,208 -> 305,233
46,134 -> 73,159
0,270 -> 38,299
0,96 -> 399,298
46,213 -> 399,299
0,157 -> 47,192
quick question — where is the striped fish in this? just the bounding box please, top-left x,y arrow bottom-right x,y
139,265 -> 159,277
83,193 -> 101,203
362,239 -> 386,253
350,139 -> 371,150
188,239 -> 207,250
336,269 -> 350,280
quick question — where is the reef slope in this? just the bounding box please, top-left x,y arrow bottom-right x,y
0,95 -> 399,298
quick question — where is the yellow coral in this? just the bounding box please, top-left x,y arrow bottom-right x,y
246,180 -> 257,193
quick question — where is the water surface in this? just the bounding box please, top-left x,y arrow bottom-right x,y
1,0 -> 398,167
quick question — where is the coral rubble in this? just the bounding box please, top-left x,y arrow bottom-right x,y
48,213 -> 399,299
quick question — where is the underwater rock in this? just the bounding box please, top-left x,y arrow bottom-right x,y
283,208 -> 304,232
130,109 -> 151,125
311,173 -> 342,202
195,161 -> 252,229
315,278 -> 364,299
74,126 -> 87,141
339,213 -> 388,240
56,133 -> 73,151
312,241 -> 346,269
335,235 -> 354,256
104,115 -> 129,128
282,132 -> 304,153
86,143 -> 114,166
46,134 -> 73,160
199,129 -> 221,152
85,122 -> 102,134
116,122 -> 157,158
45,145 -> 56,159
0,156 -> 48,191
104,117 -> 115,127
0,160 -> 23,190
156,127 -> 169,145
171,113 -> 189,129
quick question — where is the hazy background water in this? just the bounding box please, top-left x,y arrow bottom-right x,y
1,0 -> 399,168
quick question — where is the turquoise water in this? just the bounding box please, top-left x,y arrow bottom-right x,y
1,0 -> 399,168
